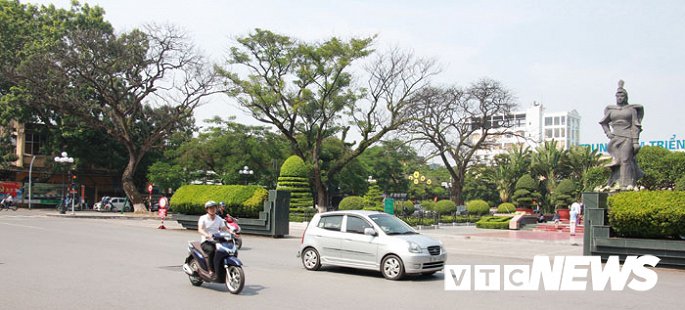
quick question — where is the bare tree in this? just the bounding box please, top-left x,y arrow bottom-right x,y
14,24 -> 218,212
408,79 -> 517,204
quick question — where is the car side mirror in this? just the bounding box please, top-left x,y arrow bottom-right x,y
364,228 -> 377,236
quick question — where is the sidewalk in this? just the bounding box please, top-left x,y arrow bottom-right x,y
8,208 -> 582,245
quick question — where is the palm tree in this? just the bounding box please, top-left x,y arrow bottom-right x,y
563,145 -> 606,192
485,145 -> 531,203
531,140 -> 564,210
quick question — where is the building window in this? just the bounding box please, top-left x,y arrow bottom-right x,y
560,128 -> 565,138
24,128 -> 47,155
554,117 -> 560,126
554,128 -> 560,138
545,129 -> 553,138
561,116 -> 565,125
545,117 -> 552,126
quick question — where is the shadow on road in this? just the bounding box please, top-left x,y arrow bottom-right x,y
319,266 -> 444,282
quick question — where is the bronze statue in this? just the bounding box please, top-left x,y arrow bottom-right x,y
599,80 -> 644,189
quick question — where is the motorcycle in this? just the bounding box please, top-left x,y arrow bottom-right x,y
225,215 -> 243,249
182,232 -> 245,294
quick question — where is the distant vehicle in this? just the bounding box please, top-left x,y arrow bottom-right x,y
298,210 -> 447,280
94,196 -> 131,212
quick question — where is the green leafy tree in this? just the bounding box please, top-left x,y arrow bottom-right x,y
218,29 -> 437,212
277,155 -> 314,208
512,174 -> 542,210
461,165 -> 498,206
8,19 -> 217,212
583,166 -> 610,192
363,184 -> 384,210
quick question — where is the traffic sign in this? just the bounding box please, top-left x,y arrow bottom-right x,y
158,196 -> 168,208
147,184 -> 154,194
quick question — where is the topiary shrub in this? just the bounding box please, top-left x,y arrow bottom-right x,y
497,202 -> 516,214
466,199 -> 490,215
476,216 -> 513,229
339,196 -> 365,210
512,174 -> 541,208
171,185 -> 268,217
277,155 -> 314,209
608,190 -> 685,239
435,199 -> 457,215
420,200 -> 437,212
551,179 -> 577,209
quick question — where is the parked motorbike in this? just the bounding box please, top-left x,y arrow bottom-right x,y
0,199 -> 17,211
182,232 -> 245,294
225,215 -> 243,249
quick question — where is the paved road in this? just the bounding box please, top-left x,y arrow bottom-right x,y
1,210 -> 684,310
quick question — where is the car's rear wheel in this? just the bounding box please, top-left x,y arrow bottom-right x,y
302,247 -> 321,271
381,254 -> 405,280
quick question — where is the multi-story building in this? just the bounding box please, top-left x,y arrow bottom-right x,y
471,102 -> 581,163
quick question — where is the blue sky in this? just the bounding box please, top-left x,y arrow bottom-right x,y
28,0 -> 685,145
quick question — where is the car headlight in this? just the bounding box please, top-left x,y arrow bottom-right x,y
408,241 -> 422,254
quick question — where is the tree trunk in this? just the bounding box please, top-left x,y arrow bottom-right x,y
312,164 -> 327,213
122,153 -> 145,214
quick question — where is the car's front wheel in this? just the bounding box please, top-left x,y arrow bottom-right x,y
381,254 -> 405,280
301,247 -> 321,271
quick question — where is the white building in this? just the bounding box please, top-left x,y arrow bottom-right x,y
471,102 -> 581,163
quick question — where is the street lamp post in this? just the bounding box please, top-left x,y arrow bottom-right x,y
408,170 -> 432,225
28,155 -> 36,210
53,152 -> 74,214
238,165 -> 254,185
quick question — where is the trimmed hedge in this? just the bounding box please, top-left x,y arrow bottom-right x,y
497,202 -> 516,214
608,190 -> 685,239
339,196 -> 365,210
436,200 -> 457,215
404,217 -> 436,227
170,185 -> 268,217
476,216 -> 513,229
440,215 -> 481,223
466,199 -> 490,215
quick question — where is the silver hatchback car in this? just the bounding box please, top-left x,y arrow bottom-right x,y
297,210 -> 447,280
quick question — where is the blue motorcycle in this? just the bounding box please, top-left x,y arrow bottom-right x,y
182,232 -> 245,294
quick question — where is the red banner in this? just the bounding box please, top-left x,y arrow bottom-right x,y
0,182 -> 21,196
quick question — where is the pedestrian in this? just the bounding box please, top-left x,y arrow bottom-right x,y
569,201 -> 581,236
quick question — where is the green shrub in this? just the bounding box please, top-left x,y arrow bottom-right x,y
420,200 -> 437,212
608,190 -> 685,239
476,216 -> 513,229
435,199 -> 457,215
551,179 -> 577,208
403,217 -> 436,227
439,215 -> 481,223
171,185 -> 268,217
675,176 -> 685,191
394,200 -> 415,215
363,184 -> 384,210
466,199 -> 490,215
339,196 -> 365,210
497,202 -> 516,214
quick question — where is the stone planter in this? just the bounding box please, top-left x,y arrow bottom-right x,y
557,208 -> 570,221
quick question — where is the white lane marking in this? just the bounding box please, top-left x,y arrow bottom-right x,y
0,221 -> 50,230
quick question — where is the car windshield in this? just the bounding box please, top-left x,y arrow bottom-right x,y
368,214 -> 417,235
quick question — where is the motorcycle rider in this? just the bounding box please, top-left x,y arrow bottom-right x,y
217,201 -> 226,218
198,200 -> 228,272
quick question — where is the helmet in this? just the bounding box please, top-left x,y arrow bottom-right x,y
219,201 -> 226,207
204,200 -> 218,209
